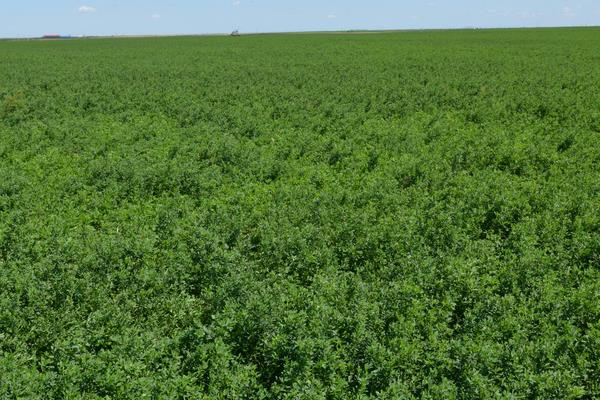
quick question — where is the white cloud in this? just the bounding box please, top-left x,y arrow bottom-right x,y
151,14 -> 161,19
78,5 -> 96,14
327,14 -> 337,19
562,6 -> 576,17
516,10 -> 539,19
488,9 -> 510,17
233,0 -> 241,5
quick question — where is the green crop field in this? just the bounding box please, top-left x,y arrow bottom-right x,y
0,28 -> 599,399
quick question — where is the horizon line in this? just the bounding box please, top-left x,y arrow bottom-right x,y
1,24 -> 598,41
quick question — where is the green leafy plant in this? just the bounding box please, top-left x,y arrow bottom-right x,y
0,27 -> 598,399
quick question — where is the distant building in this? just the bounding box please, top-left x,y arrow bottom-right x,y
231,30 -> 240,36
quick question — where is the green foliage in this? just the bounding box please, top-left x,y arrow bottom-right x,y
0,28 -> 599,399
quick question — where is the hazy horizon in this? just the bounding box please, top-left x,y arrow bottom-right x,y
1,1 -> 600,38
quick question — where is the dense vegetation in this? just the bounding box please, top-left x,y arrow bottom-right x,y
0,28 -> 599,399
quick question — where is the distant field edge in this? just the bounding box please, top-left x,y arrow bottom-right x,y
1,24 -> 599,41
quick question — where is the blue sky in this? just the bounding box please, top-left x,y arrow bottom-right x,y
1,1 -> 599,38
